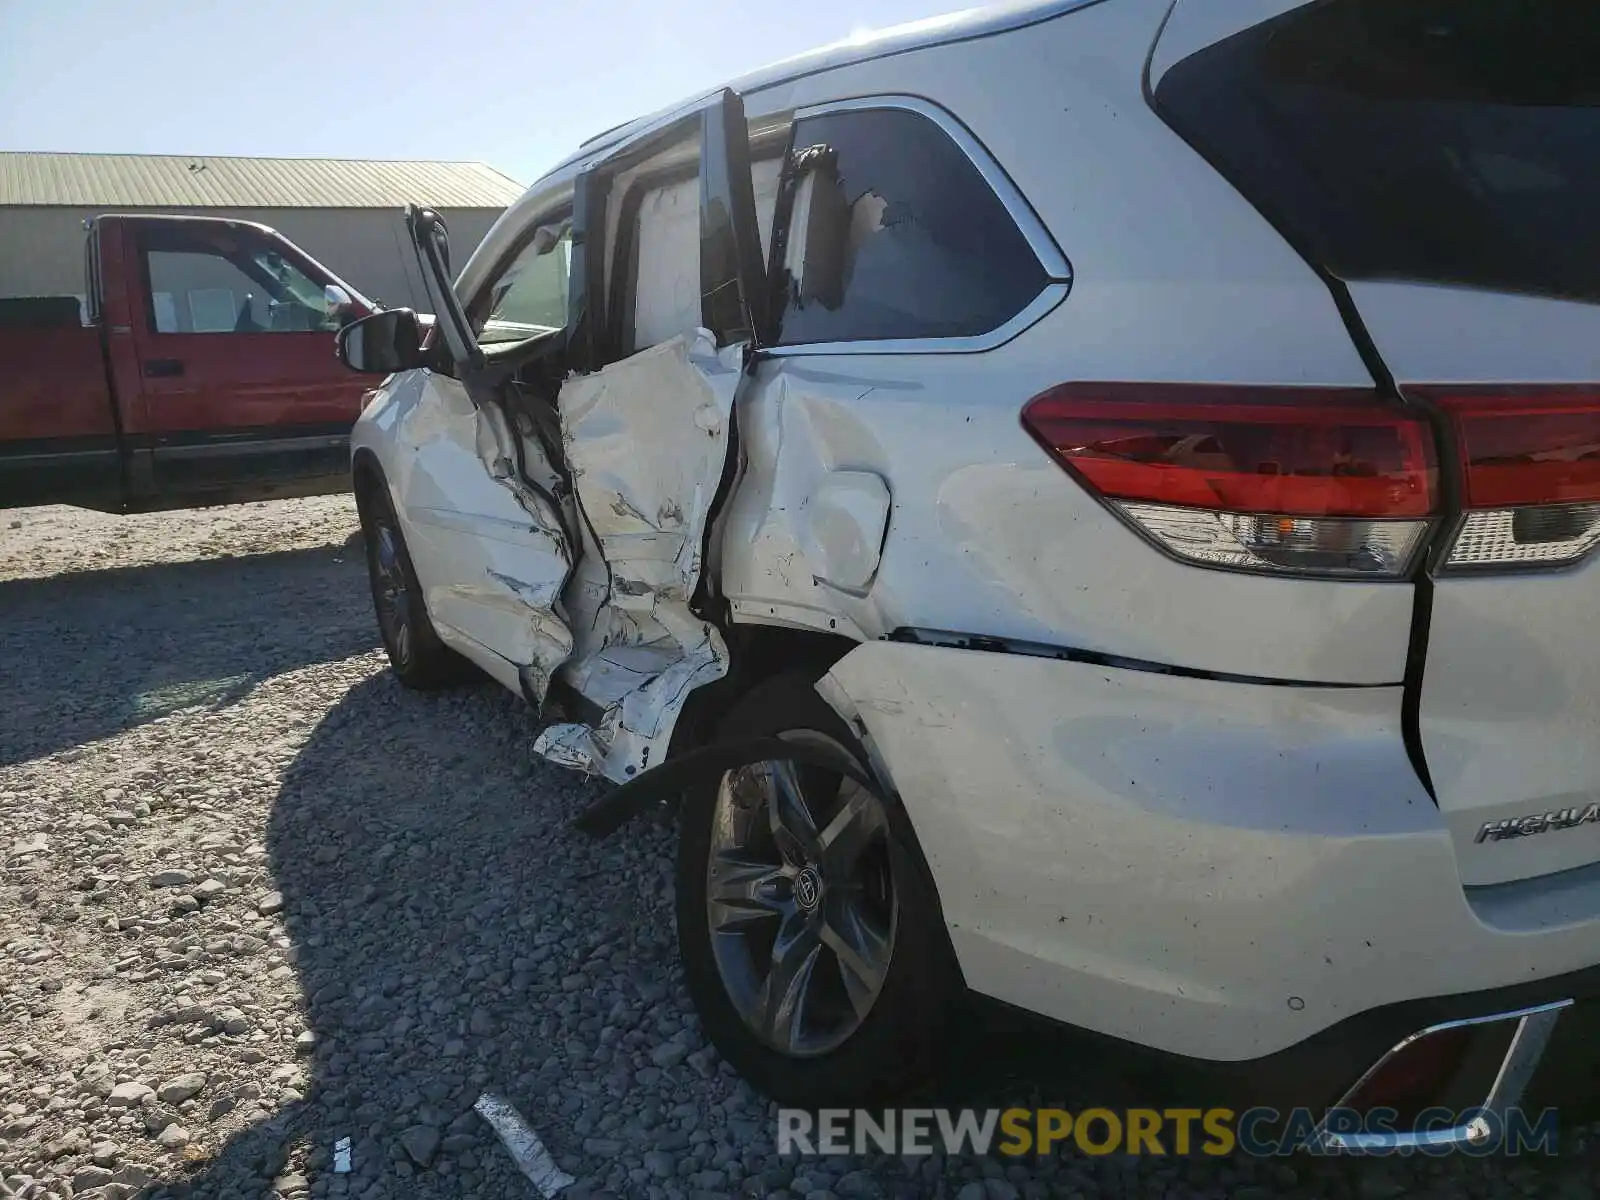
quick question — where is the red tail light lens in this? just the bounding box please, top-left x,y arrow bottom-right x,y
1412,386 -> 1600,571
1414,387 -> 1600,508
1021,384 -> 1437,578
1023,384 -> 1437,518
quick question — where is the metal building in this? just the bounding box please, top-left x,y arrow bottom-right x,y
0,152 -> 524,312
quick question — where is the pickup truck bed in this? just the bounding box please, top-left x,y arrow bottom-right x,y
2,316 -> 121,508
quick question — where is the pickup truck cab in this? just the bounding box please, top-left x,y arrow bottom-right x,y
0,213 -> 374,513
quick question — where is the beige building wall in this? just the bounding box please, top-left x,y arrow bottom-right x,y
0,205 -> 506,312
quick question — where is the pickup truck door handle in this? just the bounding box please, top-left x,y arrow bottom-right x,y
143,358 -> 184,378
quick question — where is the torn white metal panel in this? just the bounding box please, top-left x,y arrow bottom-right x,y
475,399 -> 570,559
392,371 -> 574,701
474,1093 -> 574,1198
533,331 -> 743,782
560,332 -> 740,603
553,616 -> 729,774
536,619 -> 727,779
717,369 -> 896,639
534,722 -> 605,773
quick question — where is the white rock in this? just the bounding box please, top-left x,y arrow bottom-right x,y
156,1073 -> 206,1104
106,1082 -> 154,1109
154,1123 -> 191,1149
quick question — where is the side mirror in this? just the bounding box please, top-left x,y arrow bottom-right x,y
403,204 -> 482,373
336,308 -> 423,374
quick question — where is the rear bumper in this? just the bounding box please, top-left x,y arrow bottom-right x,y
967,969 -> 1600,1135
1223,978 -> 1600,1128
820,641 -> 1600,1071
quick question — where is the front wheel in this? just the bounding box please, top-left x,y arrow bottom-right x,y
356,476 -> 468,690
676,674 -> 959,1105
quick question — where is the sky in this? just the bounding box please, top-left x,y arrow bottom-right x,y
0,0 -> 961,187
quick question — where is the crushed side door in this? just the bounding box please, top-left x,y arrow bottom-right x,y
396,205 -> 577,704
535,90 -> 769,782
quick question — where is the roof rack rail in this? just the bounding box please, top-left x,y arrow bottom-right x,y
579,120 -> 630,149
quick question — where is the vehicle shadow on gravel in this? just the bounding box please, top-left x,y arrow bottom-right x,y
136,664 -> 1592,1200
0,546 -> 376,767
140,664 -> 1133,1200
147,669 -> 655,1199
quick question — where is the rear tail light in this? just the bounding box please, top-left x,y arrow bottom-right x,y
1412,387 -> 1600,571
1020,384 -> 1437,578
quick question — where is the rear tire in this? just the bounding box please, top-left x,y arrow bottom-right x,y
355,474 -> 469,690
676,673 -> 959,1105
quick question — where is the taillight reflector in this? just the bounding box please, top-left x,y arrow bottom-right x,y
1410,386 -> 1600,571
1021,384 -> 1437,519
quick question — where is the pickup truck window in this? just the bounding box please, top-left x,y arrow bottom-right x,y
142,235 -> 339,335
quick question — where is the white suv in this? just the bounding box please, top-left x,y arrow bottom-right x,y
340,0 -> 1600,1142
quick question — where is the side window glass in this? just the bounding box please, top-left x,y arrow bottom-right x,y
475,220 -> 572,347
144,241 -> 335,334
774,108 -> 1046,344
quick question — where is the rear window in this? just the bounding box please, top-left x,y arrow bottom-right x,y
1155,0 -> 1600,303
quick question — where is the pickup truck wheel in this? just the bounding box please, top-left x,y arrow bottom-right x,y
357,483 -> 466,690
676,674 -> 959,1105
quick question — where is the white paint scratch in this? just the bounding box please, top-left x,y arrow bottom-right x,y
474,1092 -> 575,1198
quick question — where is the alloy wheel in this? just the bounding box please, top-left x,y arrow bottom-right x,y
371,521 -> 412,666
704,754 -> 899,1058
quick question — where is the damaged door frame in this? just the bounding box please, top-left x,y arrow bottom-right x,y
395,89 -> 774,779
399,89 -> 769,422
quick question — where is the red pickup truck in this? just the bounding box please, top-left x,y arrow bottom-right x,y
0,213 -> 376,513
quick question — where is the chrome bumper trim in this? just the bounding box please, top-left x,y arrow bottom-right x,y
1313,998 -> 1572,1152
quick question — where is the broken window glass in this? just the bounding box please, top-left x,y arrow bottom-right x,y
772,107 -> 1046,345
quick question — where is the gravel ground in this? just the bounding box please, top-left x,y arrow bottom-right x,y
2,497 -> 1597,1200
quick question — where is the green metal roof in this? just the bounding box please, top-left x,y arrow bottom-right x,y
0,152 -> 523,209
